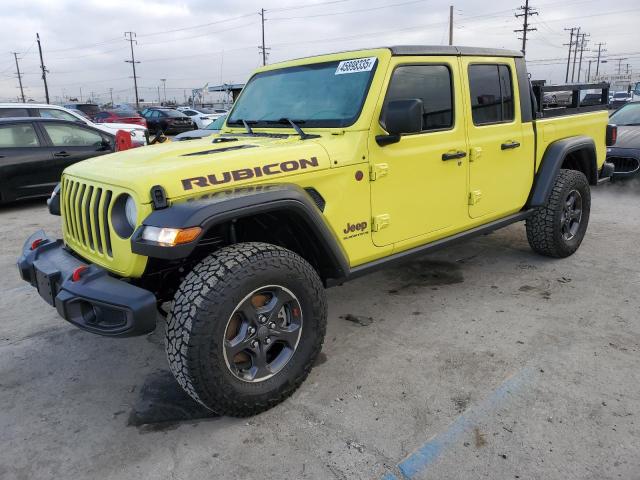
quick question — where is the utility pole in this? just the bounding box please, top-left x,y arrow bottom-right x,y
157,85 -> 161,104
594,42 -> 606,78
577,33 -> 589,82
160,78 -> 167,104
80,87 -> 83,102
36,33 -> 50,104
611,57 -> 628,75
259,9 -> 270,66
564,27 -> 577,82
109,88 -> 114,106
12,52 -> 25,103
587,60 -> 593,82
124,32 -> 140,109
448,5 -> 454,46
571,27 -> 581,82
514,0 -> 538,57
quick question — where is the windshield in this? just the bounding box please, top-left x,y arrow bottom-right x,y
613,92 -> 629,99
610,102 -> 640,125
227,57 -> 377,128
207,115 -> 227,130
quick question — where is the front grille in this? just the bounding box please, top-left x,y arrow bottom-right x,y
62,177 -> 114,258
609,156 -> 640,174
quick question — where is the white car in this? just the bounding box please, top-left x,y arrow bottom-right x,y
176,107 -> 227,129
0,103 -> 149,146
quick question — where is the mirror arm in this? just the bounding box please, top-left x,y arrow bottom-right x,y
375,133 -> 401,147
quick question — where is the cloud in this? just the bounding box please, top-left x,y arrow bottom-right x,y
1,0 -> 638,103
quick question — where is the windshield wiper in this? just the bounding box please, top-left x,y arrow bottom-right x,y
227,118 -> 256,134
264,118 -> 311,140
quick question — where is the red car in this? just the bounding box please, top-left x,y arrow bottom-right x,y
94,109 -> 147,127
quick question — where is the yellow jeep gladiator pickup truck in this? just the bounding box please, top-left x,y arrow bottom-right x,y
18,46 -> 616,416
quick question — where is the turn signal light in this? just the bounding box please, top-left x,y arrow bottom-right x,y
141,226 -> 202,246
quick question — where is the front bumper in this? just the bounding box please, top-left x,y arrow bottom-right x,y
17,230 -> 157,337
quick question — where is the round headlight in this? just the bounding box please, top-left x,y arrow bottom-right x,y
111,194 -> 137,239
125,195 -> 137,228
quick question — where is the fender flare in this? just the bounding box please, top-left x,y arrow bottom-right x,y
527,136 -> 597,208
131,183 -> 349,280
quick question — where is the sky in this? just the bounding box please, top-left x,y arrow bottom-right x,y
1,0 -> 639,104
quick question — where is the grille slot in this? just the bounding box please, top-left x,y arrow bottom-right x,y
62,179 -> 114,259
609,156 -> 640,174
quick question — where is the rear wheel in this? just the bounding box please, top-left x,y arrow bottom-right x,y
526,169 -> 591,258
166,242 -> 327,416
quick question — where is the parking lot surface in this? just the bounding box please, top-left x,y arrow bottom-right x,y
1,182 -> 639,480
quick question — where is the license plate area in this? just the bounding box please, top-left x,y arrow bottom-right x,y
35,268 -> 60,306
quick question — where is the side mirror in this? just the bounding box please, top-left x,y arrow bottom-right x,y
98,139 -> 112,151
377,98 -> 423,146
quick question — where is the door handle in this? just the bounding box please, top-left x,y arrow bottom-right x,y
53,151 -> 70,158
442,150 -> 467,161
501,141 -> 521,150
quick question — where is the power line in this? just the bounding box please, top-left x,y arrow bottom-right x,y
514,0 -> 538,57
268,0 -> 428,21
124,32 -> 140,109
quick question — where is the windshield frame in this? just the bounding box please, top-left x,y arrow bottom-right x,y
227,58 -> 379,129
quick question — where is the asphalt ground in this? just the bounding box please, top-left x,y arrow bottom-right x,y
1,180 -> 639,480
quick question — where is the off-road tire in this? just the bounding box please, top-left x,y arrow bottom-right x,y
526,169 -> 591,258
166,242 -> 327,416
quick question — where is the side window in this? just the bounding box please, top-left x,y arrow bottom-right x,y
0,108 -> 30,118
39,109 -> 79,122
184,110 -> 197,116
468,64 -> 515,125
0,124 -> 40,147
42,123 -> 103,147
94,112 -> 108,120
383,65 -> 453,132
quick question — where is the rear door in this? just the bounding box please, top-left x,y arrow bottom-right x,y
460,58 -> 532,219
0,121 -> 51,200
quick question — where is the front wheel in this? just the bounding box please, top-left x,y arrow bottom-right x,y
166,242 -> 327,416
526,169 -> 591,258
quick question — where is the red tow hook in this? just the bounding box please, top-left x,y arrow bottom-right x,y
72,266 -> 89,282
30,238 -> 45,250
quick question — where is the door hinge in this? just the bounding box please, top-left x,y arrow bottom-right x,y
468,190 -> 483,205
469,147 -> 483,162
372,214 -> 391,232
369,163 -> 389,181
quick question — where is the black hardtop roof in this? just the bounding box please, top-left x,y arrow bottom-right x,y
389,45 -> 523,58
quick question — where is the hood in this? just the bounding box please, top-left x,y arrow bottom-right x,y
612,125 -> 640,149
64,134 -> 331,202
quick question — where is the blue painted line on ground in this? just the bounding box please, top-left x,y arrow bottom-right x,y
383,367 -> 532,480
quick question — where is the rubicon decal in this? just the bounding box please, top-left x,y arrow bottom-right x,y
181,157 -> 319,191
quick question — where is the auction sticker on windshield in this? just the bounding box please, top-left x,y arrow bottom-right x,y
335,57 -> 377,75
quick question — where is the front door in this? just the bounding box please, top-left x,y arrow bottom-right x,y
369,57 -> 469,247
461,59 -> 532,219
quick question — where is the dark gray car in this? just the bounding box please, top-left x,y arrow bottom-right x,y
607,102 -> 640,178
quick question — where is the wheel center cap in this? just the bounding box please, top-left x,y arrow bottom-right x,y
257,326 -> 269,340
